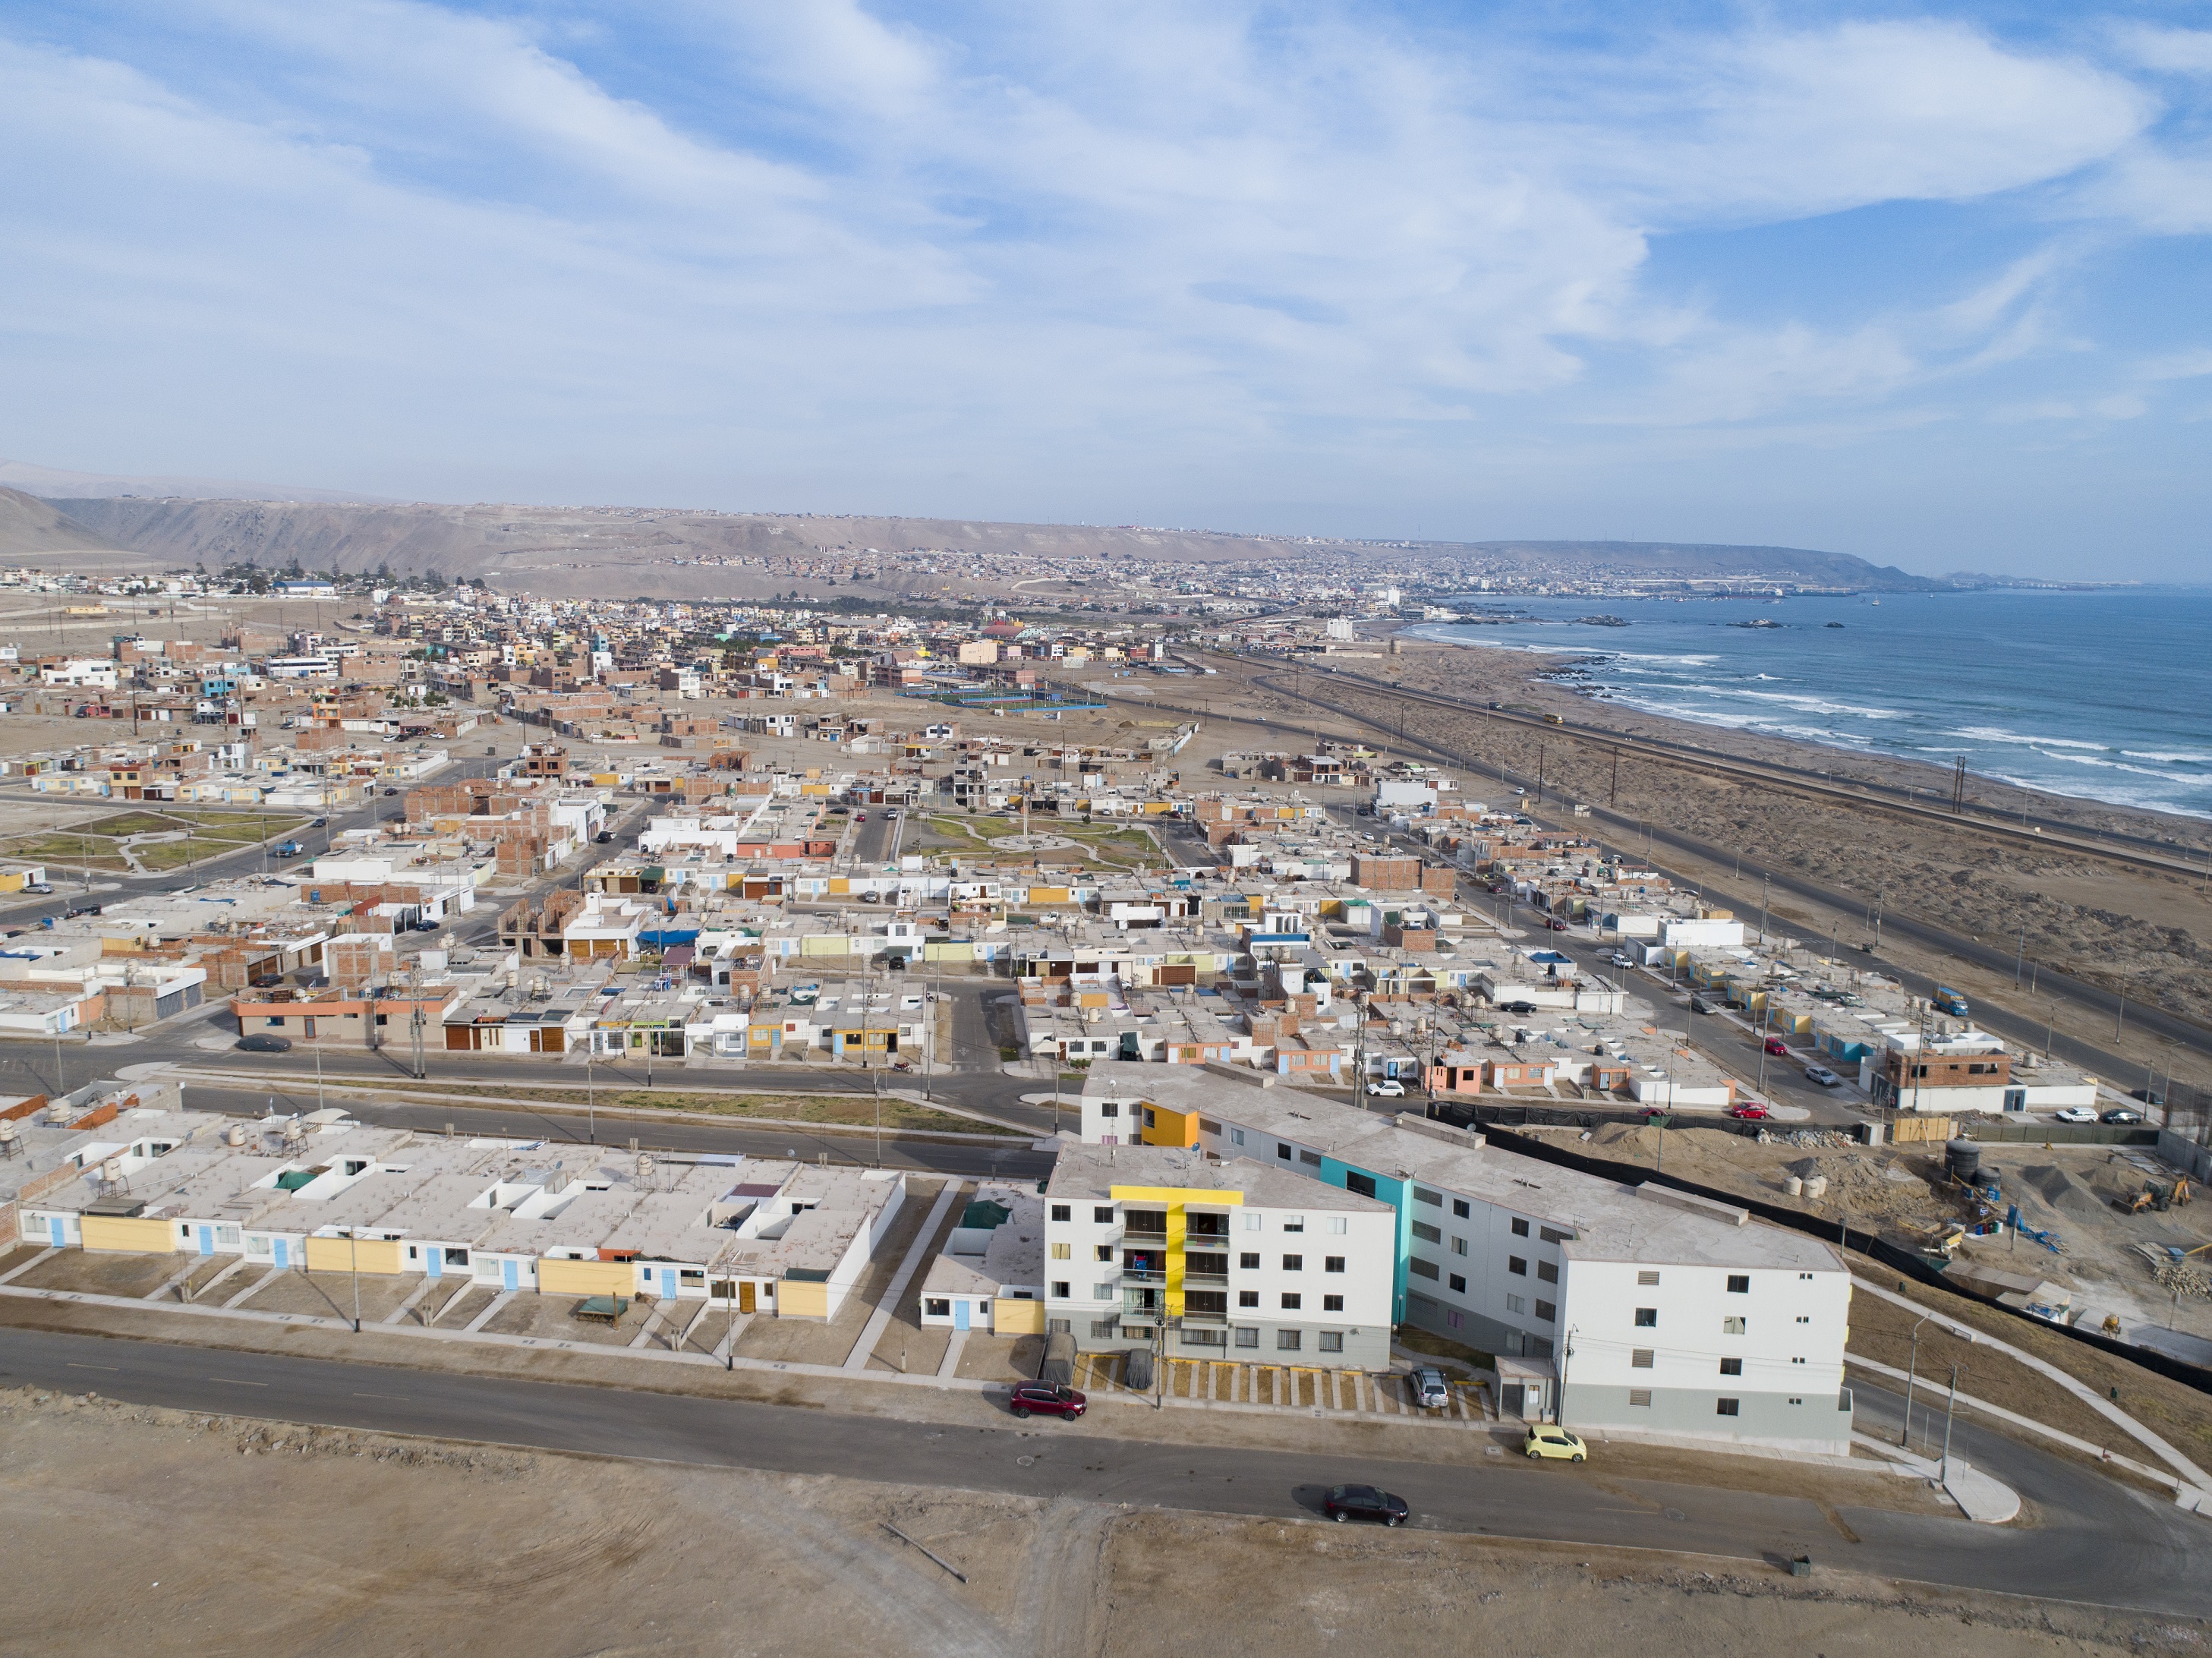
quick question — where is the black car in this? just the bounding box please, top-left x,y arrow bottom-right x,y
595,831 -> 615,843
2102,1107 -> 2144,1125
1690,994 -> 1716,1014
310,817 -> 327,827
237,1033 -> 293,1053
1322,1484 -> 1408,1526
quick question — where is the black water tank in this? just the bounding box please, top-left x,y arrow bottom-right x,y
1946,1139 -> 1981,1184
1123,1346 -> 1155,1392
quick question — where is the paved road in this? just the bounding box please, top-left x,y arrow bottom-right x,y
163,1079 -> 1056,1180
0,1326 -> 2202,1614
849,809 -> 904,867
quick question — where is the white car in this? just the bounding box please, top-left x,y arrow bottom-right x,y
1609,952 -> 1635,968
1804,1064 -> 1842,1087
2053,1107 -> 2098,1124
1367,1080 -> 1406,1098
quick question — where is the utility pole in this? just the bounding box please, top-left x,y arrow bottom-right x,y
1940,1363 -> 1965,1480
587,1049 -> 596,1143
1900,1313 -> 1933,1447
1609,748 -> 1618,810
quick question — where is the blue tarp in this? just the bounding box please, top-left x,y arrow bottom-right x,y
638,928 -> 701,948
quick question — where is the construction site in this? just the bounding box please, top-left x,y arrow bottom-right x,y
1527,1120 -> 2212,1363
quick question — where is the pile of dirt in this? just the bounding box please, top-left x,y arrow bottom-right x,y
2021,1165 -> 2106,1218
1590,1122 -> 1659,1158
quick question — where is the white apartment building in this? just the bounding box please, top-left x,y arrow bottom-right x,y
1076,1064 -> 1851,1452
1044,1143 -> 1397,1370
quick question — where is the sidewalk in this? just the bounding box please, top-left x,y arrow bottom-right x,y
1851,1432 -> 2020,1524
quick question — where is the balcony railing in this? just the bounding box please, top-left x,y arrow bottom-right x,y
1182,1271 -> 1229,1288
1179,1307 -> 1229,1326
1122,1267 -> 1165,1284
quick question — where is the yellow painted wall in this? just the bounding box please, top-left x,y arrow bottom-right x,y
779,1278 -> 830,1319
993,1297 -> 1045,1335
538,1257 -> 635,1296
1139,1105 -> 1200,1149
923,941 -> 975,963
1165,1205 -> 1186,1316
80,1215 -> 178,1254
304,1236 -> 403,1275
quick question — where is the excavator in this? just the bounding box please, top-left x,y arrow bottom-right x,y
2123,1176 -> 2192,1215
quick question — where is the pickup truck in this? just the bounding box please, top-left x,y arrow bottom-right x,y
274,840 -> 305,859
1933,986 -> 1969,1017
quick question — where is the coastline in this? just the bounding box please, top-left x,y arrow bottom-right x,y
1391,619 -> 2212,847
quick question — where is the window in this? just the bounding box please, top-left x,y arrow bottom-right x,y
1796,1316 -> 1810,1324
1050,1242 -> 1071,1259
1325,1256 -> 1345,1274
1298,1149 -> 1322,1167
1229,1128 -> 1246,1146
1048,1319 -> 1072,1335
1508,1256 -> 1528,1276
1448,1274 -> 1466,1294
1791,1357 -> 1806,1366
1142,1109 -> 1155,1127
1281,1293 -> 1302,1310
1539,1225 -> 1572,1245
1243,1212 -> 1262,1231
1094,1206 -> 1114,1223
265,1016 -> 284,1028
1452,1199 -> 1470,1218
1414,1187 -> 1442,1207
247,1236 -> 272,1257
1511,1218 -> 1530,1237
445,1247 -> 468,1266
1788,1397 -> 1803,1406
1238,1291 -> 1259,1308
1095,1245 -> 1112,1262
1051,1281 -> 1070,1298
1506,1294 -> 1526,1314
1322,1294 -> 1343,1312
1637,1269 -> 1660,1286
1631,1348 -> 1654,1369
1235,1326 -> 1260,1348
1410,1259 -> 1438,1279
216,1225 -> 241,1250
1410,1221 -> 1440,1245
1051,1204 -> 1071,1222
1283,1217 -> 1304,1234
925,1298 -> 950,1316
1319,1332 -> 1344,1353
1719,1357 -> 1743,1376
1536,1260 -> 1558,1284
1798,1272 -> 1814,1281
1723,1316 -> 1747,1335
1094,1284 -> 1115,1300
1240,1252 -> 1260,1269
1277,1144 -> 1291,1160
1199,1118 -> 1221,1136
1630,1389 -> 1653,1407
1535,1300 -> 1555,1322
1448,1310 -> 1464,1329
1716,1398 -> 1740,1417
1634,1307 -> 1657,1327
1727,1274 -> 1750,1294
1328,1216 -> 1347,1235
1451,1237 -> 1467,1256
1282,1254 -> 1303,1272
1090,1320 -> 1117,1338
1345,1171 -> 1376,1198
1182,1326 -> 1224,1347
1099,1103 -> 1119,1118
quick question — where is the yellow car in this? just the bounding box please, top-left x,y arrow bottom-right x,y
1523,1425 -> 1587,1463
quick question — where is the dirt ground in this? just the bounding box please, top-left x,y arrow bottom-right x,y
0,1386 -> 2199,1657
1526,1124 -> 2212,1348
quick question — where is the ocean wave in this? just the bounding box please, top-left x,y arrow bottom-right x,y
2122,749 -> 2212,764
1953,725 -> 2106,752
1722,688 -> 1903,720
2037,751 -> 2203,785
1987,770 -> 2210,821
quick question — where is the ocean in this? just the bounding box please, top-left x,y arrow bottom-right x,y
1410,588 -> 2212,822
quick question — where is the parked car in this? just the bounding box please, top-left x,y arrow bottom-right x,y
1729,1102 -> 1772,1121
1498,1000 -> 1536,1016
2053,1106 -> 2098,1124
1804,1064 -> 1842,1087
1322,1484 -> 1409,1525
1410,1367 -> 1451,1409
855,812 -> 868,824
1367,1079 -> 1406,1098
236,1033 -> 293,1053
595,831 -> 615,843
859,891 -> 884,904
248,975 -> 286,989
2131,1088 -> 2166,1108
1609,952 -> 1635,968
383,787 -> 399,796
24,883 -> 53,895
66,904 -> 102,918
1524,1425 -> 1587,1463
415,919 -> 440,932
1007,1382 -> 1086,1420
1689,995 -> 1716,1014
2102,1108 -> 2144,1125
1763,1037 -> 1791,1056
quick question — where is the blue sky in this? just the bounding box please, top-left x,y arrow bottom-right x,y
2,2 -> 2210,579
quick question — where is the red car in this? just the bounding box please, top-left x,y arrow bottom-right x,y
1008,1382 -> 1086,1420
1545,918 -> 1571,931
1729,1102 -> 1772,1121
1763,1037 -> 1791,1056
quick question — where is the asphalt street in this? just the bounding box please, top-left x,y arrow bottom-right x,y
0,1325 -> 2203,1615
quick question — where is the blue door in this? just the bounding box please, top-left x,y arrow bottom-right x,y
501,1259 -> 518,1292
48,1216 -> 64,1246
197,1226 -> 214,1256
953,1300 -> 971,1332
273,1238 -> 288,1269
660,1268 -> 676,1299
426,1248 -> 443,1281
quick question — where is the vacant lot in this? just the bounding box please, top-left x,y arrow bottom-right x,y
0,1388 -> 2195,1657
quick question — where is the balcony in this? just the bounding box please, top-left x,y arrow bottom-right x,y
1179,1306 -> 1229,1327
1122,1268 -> 1165,1285
1182,1271 -> 1229,1288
